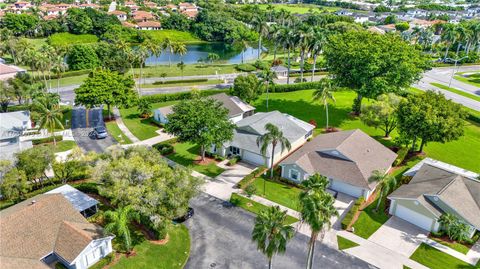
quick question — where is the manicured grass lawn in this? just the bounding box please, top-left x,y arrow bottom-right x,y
38,140 -> 77,153
252,176 -> 303,211
253,89 -> 480,173
430,82 -> 480,102
47,33 -> 98,46
230,193 -> 299,225
140,79 -> 223,88
429,236 -> 471,255
110,224 -> 190,269
410,243 -> 479,269
352,197 -> 390,239
131,64 -> 237,78
58,74 -> 89,86
144,30 -> 203,44
455,72 -> 480,88
337,235 -> 359,250
167,142 -> 225,178
118,101 -> 178,140
253,3 -> 338,13
105,121 -> 132,144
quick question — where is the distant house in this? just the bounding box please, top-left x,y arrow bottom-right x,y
0,63 -> 25,81
154,93 -> 255,124
0,193 -> 114,269
211,111 -> 314,167
270,65 -> 288,77
388,158 -> 480,236
280,129 -> 397,199
132,10 -> 154,22
136,20 -> 161,30
0,111 -> 33,161
46,185 -> 99,217
108,10 -> 127,21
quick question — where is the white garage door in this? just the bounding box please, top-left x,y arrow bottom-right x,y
395,204 -> 433,231
242,150 -> 267,167
329,180 -> 363,198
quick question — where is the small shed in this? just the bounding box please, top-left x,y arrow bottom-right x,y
154,105 -> 174,124
270,65 -> 288,77
46,184 -> 99,217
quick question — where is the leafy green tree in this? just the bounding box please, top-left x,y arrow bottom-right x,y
33,97 -> 64,145
66,44 -> 100,70
395,22 -> 410,32
360,93 -> 402,138
369,170 -> 397,212
299,174 -> 338,269
231,74 -> 263,103
15,146 -> 54,188
177,61 -> 186,78
2,13 -> 39,36
0,168 -> 30,201
104,206 -> 139,253
207,53 -> 220,64
75,69 -> 137,120
312,78 -> 336,131
160,12 -> 192,31
396,91 -> 466,152
324,31 -> 427,114
96,146 -> 201,239
66,8 -> 93,34
165,97 -> 235,161
252,206 -> 295,269
83,7 -> 121,36
53,147 -> 89,184
256,123 -> 291,179
137,99 -> 152,118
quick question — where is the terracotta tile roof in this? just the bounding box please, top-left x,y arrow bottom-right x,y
181,10 -> 198,18
122,21 -> 136,28
108,10 -> 126,15
137,20 -> 161,27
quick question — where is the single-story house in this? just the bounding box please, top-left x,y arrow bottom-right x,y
280,129 -> 397,199
0,193 -> 114,269
211,110 -> 314,167
154,93 -> 255,124
0,110 -> 33,161
46,184 -> 99,217
388,159 -> 480,237
0,63 -> 25,81
270,65 -> 288,77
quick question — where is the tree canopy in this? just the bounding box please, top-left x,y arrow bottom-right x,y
231,74 -> 263,103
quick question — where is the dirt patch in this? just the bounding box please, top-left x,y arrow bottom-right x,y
325,127 -> 340,133
149,233 -> 170,245
193,156 -> 217,166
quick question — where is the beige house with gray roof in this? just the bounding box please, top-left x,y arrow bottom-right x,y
388,160 -> 480,236
280,129 -> 397,199
0,193 -> 113,269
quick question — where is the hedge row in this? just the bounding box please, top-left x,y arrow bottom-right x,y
152,78 -> 208,85
32,135 -> 63,145
341,196 -> 365,230
270,81 -> 323,93
140,89 -> 229,103
236,165 -> 268,189
49,69 -> 92,79
393,147 -> 409,166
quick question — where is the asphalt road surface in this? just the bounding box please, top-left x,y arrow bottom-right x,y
185,193 -> 375,269
71,106 -> 117,152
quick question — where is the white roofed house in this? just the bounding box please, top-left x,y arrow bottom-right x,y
46,184 -> 99,217
0,110 -> 33,161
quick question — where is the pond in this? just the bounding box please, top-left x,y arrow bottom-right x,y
145,43 -> 262,65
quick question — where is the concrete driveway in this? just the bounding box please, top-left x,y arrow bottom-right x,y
71,107 -> 117,153
202,162 -> 255,200
185,193 -> 374,269
368,217 -> 428,257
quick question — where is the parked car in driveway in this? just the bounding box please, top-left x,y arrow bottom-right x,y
173,207 -> 194,223
92,126 -> 108,139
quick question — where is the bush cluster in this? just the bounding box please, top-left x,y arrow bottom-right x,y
152,78 -> 208,85
152,142 -> 175,155
270,81 -> 323,93
237,165 -> 268,189
341,196 -> 365,230
393,147 -> 409,166
227,155 -> 241,166
32,135 -> 63,145
235,64 -> 256,72
140,89 -> 228,103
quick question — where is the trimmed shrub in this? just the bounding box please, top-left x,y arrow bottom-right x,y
152,78 -> 208,85
393,147 -> 409,166
73,182 -> 99,195
214,154 -> 225,161
270,81 -> 323,93
32,135 -> 63,145
235,64 -> 256,72
341,196 -> 365,230
228,156 -> 241,166
152,142 -> 174,155
237,165 -> 268,189
245,184 -> 257,197
140,89 -> 228,103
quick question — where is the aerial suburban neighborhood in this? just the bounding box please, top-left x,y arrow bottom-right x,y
0,0 -> 479,268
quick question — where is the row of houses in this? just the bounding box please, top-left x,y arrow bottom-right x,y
155,92 -> 480,239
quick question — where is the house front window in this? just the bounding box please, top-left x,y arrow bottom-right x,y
230,146 -> 240,155
289,169 -> 299,181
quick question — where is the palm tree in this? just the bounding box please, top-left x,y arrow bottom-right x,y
177,61 -> 186,79
252,206 -> 295,269
258,68 -> 277,111
143,38 -> 161,66
442,24 -> 459,60
309,28 -> 327,82
173,42 -> 187,62
299,174 -> 338,269
34,98 -> 64,146
268,24 -> 281,62
369,170 -> 397,212
162,38 -> 174,67
312,79 -> 336,131
278,27 -> 298,85
207,53 -> 219,64
256,123 -> 291,180
253,14 -> 270,60
297,27 -> 313,81
51,55 -> 67,94
135,45 -> 149,94
104,206 -> 139,253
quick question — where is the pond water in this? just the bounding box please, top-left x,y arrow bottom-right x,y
145,43 -> 262,65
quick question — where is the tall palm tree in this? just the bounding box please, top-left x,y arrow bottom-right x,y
51,55 -> 67,94
268,24 -> 281,62
135,45 -> 149,94
177,61 -> 186,79
256,123 -> 291,179
173,42 -> 187,62
278,27 -> 298,84
369,170 -> 397,212
299,174 -> 338,269
162,38 -> 174,67
252,206 -> 295,269
442,23 -> 459,60
34,98 -> 64,146
253,14 -> 270,60
312,79 -> 336,131
104,206 -> 139,253
258,68 -> 277,111
309,28 -> 327,82
297,27 -> 313,81
143,38 -> 161,66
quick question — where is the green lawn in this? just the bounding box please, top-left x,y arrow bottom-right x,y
252,3 -> 340,13
455,72 -> 480,88
337,235 -> 359,250
430,82 -> 480,102
25,38 -> 47,48
144,30 -> 203,44
230,193 -> 299,225
105,121 -> 132,145
47,33 -> 98,46
57,74 -> 89,87
38,140 -> 77,153
429,236 -> 471,255
410,243 -> 479,269
140,79 -> 223,88
352,196 -> 390,239
252,176 -> 303,211
167,142 -> 225,178
132,64 -> 237,78
253,89 -> 480,173
119,101 -> 178,141
110,224 -> 190,269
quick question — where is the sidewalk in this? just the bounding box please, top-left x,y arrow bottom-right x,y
112,108 -> 140,143
424,237 -> 480,265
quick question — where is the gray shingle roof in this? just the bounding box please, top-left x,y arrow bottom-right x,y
209,93 -> 255,117
280,129 -> 397,189
389,163 -> 480,228
0,110 -> 30,139
46,184 -> 99,213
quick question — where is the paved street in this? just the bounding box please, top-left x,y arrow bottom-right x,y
71,106 -> 116,152
185,193 -> 375,269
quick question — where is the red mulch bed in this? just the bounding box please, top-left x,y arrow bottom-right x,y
193,156 -> 217,166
